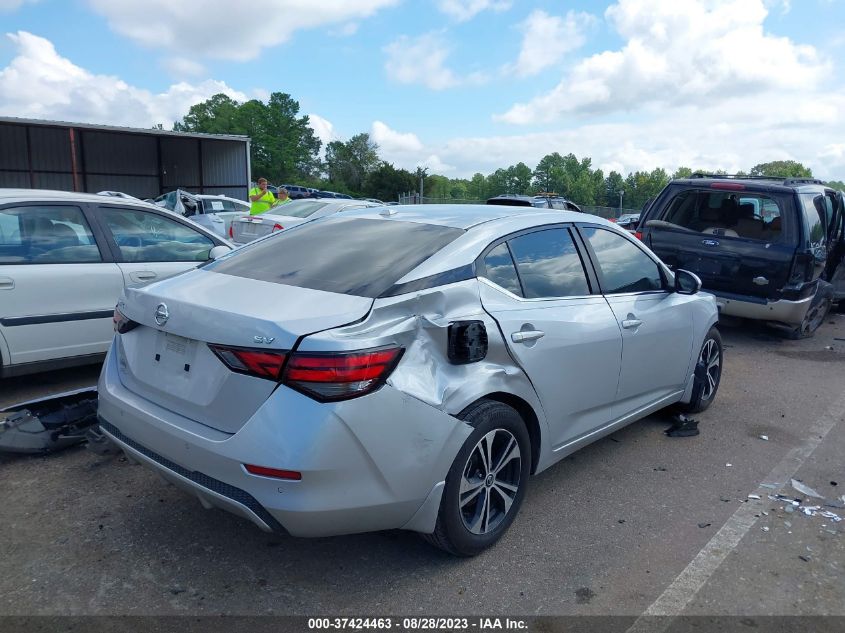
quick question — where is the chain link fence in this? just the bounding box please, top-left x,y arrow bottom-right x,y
396,193 -> 640,219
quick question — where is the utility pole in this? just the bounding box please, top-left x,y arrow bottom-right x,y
619,190 -> 624,213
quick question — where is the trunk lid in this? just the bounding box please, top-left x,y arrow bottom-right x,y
116,268 -> 373,433
231,214 -> 306,243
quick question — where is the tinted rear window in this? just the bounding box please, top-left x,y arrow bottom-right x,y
208,217 -> 464,297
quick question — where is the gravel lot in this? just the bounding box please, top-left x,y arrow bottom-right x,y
1,316 -> 844,619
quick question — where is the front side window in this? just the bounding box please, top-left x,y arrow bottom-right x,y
100,208 -> 214,263
582,226 -> 664,294
0,205 -> 101,264
482,242 -> 522,296
659,189 -> 785,242
507,228 -> 590,299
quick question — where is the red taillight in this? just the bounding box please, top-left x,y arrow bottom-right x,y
609,218 -> 618,223
282,347 -> 403,401
244,464 -> 302,481
272,223 -> 284,232
634,231 -> 643,241
228,225 -> 233,238
208,344 -> 287,380
113,305 -> 138,334
711,182 -> 745,191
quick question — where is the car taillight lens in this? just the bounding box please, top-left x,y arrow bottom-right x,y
634,231 -> 643,241
208,344 -> 287,380
113,306 -> 138,334
244,464 -> 302,481
228,226 -> 233,238
272,223 -> 284,232
282,347 -> 404,402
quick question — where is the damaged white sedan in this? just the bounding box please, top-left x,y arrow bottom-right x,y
98,204 -> 721,556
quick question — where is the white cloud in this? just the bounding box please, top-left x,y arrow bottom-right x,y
161,57 -> 206,79
435,0 -> 511,22
329,22 -> 360,37
383,32 -> 488,90
505,9 -> 596,77
497,0 -> 829,124
86,0 -> 399,61
0,31 -> 247,127
371,120 -> 423,153
308,113 -> 339,147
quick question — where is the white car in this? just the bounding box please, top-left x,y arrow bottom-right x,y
153,190 -> 249,239
0,189 -> 232,378
232,198 -> 381,244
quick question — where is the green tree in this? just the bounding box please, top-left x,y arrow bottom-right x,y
672,167 -> 693,180
174,92 -> 322,184
324,133 -> 380,192
750,160 -> 813,178
467,173 -> 487,200
624,168 -> 670,210
362,162 -> 416,201
603,171 -> 625,207
826,180 -> 845,190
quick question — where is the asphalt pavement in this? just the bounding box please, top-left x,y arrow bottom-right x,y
1,315 -> 843,619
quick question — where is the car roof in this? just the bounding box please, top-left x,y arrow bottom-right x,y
673,176 -> 830,193
0,188 -> 160,209
341,203 -> 584,230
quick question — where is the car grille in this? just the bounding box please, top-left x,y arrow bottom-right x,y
99,419 -> 286,534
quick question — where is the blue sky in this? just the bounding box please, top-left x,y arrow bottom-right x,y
2,0 -> 845,179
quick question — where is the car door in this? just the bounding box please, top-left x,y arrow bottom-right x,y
477,226 -> 623,450
578,225 -> 696,417
94,205 -> 218,288
827,191 -> 845,299
0,202 -> 124,367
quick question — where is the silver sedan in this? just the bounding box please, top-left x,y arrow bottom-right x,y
98,205 -> 721,555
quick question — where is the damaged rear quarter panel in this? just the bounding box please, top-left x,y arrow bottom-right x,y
298,278 -> 549,471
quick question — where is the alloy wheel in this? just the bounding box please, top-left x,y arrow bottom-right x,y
699,337 -> 721,401
459,429 -> 522,535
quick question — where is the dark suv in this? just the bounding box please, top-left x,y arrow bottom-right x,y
638,174 -> 845,337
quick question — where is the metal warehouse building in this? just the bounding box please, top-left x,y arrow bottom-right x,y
0,117 -> 251,200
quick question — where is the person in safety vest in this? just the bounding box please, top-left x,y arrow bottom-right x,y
248,178 -> 275,215
276,188 -> 293,205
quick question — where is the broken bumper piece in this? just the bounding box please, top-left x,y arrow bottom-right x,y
0,387 -> 98,453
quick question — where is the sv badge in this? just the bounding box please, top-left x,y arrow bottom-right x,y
253,335 -> 276,345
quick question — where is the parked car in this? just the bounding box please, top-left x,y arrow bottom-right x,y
314,190 -> 353,199
153,190 -> 249,239
98,204 -> 720,555
612,213 -> 640,231
486,194 -> 582,212
279,184 -> 314,200
231,198 -> 381,244
638,174 -> 845,338
0,189 -> 232,378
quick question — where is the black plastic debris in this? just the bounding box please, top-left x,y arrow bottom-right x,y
665,414 -> 699,437
698,522 -> 712,528
0,387 -> 98,453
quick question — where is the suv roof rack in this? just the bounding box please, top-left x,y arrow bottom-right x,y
689,172 -> 826,187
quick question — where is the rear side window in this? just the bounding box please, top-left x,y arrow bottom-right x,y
657,189 -> 785,242
507,228 -> 590,298
209,217 -> 464,298
100,208 -> 214,262
0,205 -> 101,264
482,243 -> 522,296
582,227 -> 663,294
799,194 -> 827,248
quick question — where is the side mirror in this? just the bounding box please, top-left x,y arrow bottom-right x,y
208,245 -> 232,260
674,269 -> 702,295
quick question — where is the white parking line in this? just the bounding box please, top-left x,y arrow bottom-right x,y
626,392 -> 845,633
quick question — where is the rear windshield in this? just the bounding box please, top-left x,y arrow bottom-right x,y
653,188 -> 789,242
208,217 -> 464,297
272,200 -> 330,218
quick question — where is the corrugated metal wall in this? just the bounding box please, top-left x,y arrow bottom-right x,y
0,120 -> 249,201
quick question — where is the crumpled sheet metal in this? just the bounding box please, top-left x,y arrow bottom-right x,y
305,280 -> 547,421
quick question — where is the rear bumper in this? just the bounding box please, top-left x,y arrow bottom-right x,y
97,346 -> 470,537
712,291 -> 812,325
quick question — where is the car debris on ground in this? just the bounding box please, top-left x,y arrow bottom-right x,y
0,387 -> 98,454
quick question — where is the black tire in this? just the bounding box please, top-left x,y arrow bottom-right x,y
422,400 -> 531,557
678,326 -> 723,414
787,283 -> 833,339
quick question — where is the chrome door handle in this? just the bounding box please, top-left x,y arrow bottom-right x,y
511,330 -> 545,343
622,319 -> 643,329
0,276 -> 13,290
753,276 -> 769,286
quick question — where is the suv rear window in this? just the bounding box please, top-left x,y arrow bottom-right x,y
655,189 -> 786,242
209,217 -> 464,297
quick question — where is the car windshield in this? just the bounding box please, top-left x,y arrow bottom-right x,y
271,200 -> 331,218
209,217 -> 464,297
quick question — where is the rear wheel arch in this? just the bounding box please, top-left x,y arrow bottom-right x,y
460,392 -> 541,475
